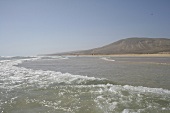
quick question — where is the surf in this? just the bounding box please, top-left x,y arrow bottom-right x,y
0,56 -> 170,113
101,57 -> 115,62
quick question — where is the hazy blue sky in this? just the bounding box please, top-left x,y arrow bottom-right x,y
1,0 -> 170,56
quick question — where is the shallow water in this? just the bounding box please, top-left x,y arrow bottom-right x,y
19,56 -> 170,89
0,56 -> 170,113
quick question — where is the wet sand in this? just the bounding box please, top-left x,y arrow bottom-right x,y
70,54 -> 170,57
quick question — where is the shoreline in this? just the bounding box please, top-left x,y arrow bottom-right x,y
65,54 -> 170,57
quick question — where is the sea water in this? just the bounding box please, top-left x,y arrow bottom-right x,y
0,56 -> 170,113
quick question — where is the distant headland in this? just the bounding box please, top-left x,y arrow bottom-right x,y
46,37 -> 170,56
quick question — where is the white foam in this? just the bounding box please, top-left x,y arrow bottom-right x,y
101,57 -> 115,62
123,85 -> 170,94
1,57 -> 170,112
93,84 -> 170,112
38,56 -> 69,60
0,57 -> 106,90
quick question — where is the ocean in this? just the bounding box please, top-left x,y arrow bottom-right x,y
0,56 -> 170,113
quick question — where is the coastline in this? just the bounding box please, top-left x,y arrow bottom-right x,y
65,54 -> 170,57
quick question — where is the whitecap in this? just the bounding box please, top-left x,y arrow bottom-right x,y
0,56 -> 170,113
100,57 -> 115,61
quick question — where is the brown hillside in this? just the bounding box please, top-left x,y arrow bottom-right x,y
50,38 -> 170,55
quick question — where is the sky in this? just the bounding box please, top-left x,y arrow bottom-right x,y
1,0 -> 170,56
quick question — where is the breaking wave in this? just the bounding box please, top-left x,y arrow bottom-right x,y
0,56 -> 170,113
101,57 -> 115,62
38,56 -> 69,60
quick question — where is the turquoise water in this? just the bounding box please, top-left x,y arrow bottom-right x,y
0,56 -> 170,113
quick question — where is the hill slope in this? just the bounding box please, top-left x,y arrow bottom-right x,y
51,38 -> 170,55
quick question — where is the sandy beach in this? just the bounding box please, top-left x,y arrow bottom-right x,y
68,54 -> 170,57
